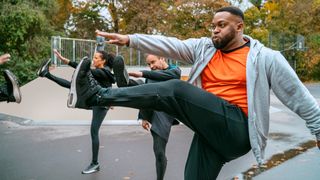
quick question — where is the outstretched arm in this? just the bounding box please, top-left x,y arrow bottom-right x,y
96,30 -> 130,46
53,49 -> 73,65
141,68 -> 181,81
129,67 -> 181,81
96,30 -> 198,64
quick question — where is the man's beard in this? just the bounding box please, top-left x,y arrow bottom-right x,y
212,28 -> 236,49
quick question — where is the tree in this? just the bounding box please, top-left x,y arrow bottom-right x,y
0,0 -> 62,84
66,1 -> 111,39
248,0 -> 320,81
52,0 -> 73,30
118,0 -> 229,39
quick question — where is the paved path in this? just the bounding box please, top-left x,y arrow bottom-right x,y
0,122 -> 192,180
0,83 -> 319,180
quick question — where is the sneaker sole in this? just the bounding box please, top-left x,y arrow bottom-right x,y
4,70 -> 21,103
113,55 -> 129,87
37,59 -> 51,77
67,58 -> 86,108
81,167 -> 100,174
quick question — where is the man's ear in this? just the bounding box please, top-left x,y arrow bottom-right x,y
237,22 -> 244,32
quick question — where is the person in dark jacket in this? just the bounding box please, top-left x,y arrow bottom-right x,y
37,49 -> 115,174
116,54 -> 180,180
0,53 -> 21,103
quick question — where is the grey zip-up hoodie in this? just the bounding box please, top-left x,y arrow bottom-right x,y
128,34 -> 320,164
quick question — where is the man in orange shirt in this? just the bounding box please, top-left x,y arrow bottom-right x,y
67,6 -> 320,180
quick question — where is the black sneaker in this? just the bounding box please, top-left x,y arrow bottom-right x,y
81,163 -> 100,174
67,57 -> 101,109
113,55 -> 129,87
37,59 -> 51,77
3,70 -> 21,103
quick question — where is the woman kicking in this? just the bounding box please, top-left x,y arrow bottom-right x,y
37,49 -> 115,174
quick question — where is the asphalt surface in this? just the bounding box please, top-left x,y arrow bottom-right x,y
0,83 -> 320,180
255,147 -> 320,180
0,123 -> 192,180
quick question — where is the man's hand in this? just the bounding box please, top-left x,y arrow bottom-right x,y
141,120 -> 151,131
95,30 -> 130,46
53,49 -> 70,64
129,72 -> 143,78
0,53 -> 10,65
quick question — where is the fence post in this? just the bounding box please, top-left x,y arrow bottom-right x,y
90,41 -> 93,60
130,48 -> 133,66
51,36 -> 61,66
51,37 -> 56,65
116,46 -> 119,55
138,50 -> 141,66
72,40 -> 76,62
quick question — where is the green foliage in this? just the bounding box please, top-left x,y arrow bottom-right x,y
306,33 -> 320,81
312,60 -> 320,80
0,0 -> 62,85
244,6 -> 269,44
118,0 -> 229,39
66,1 -> 109,39
243,0 -> 320,81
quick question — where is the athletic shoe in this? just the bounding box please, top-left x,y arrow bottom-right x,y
37,59 -> 51,77
3,70 -> 21,103
67,57 -> 101,109
113,55 -> 129,87
81,163 -> 100,174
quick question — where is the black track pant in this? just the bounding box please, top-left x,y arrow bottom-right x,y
94,79 -> 251,180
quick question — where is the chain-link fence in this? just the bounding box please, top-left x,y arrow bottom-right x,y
51,36 -> 188,67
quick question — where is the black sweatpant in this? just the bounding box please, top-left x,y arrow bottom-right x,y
46,73 -> 108,164
95,79 -> 251,180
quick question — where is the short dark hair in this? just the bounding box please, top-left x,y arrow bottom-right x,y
215,6 -> 244,21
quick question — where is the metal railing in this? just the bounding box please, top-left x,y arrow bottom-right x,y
51,36 -> 187,67
51,36 -> 145,66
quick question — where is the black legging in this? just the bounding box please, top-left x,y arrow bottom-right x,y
46,73 -> 71,88
91,106 -> 108,164
46,72 -> 108,164
151,131 -> 167,180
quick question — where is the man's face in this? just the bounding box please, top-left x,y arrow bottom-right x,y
211,12 -> 242,49
146,55 -> 166,70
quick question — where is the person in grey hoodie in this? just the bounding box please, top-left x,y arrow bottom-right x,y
67,6 -> 320,180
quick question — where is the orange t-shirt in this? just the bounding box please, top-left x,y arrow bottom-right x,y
201,43 -> 250,115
